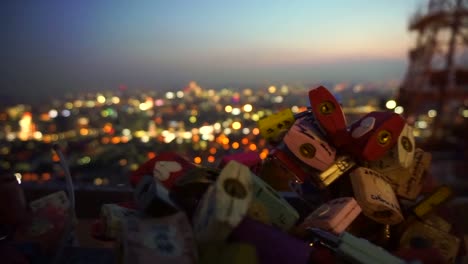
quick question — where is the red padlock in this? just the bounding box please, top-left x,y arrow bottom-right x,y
130,152 -> 196,189
346,111 -> 405,161
308,86 -> 349,147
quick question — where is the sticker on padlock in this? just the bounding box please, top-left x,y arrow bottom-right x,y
28,191 -> 71,237
152,152 -> 197,190
192,161 -> 253,243
134,175 -> 180,217
100,204 -> 139,239
308,86 -> 349,147
350,167 -> 404,225
421,213 -> 452,233
257,108 -> 295,144
314,155 -> 356,189
393,123 -> 415,168
399,219 -> 460,263
373,148 -> 431,200
29,191 -> 70,213
298,197 -> 361,235
412,185 -> 453,219
347,112 -> 405,161
119,212 -> 197,264
283,117 -> 336,171
247,173 -> 299,231
130,152 -> 196,188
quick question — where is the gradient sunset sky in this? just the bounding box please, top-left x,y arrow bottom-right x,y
1,0 -> 426,101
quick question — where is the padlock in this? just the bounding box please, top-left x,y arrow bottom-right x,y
247,173 -> 299,231
347,111 -> 405,161
100,203 -> 139,239
257,108 -> 295,144
297,197 -> 361,235
308,86 -> 349,147
399,219 -> 460,263
192,161 -> 253,243
219,151 -> 262,175
229,217 -> 314,264
170,167 -> 220,219
134,175 -> 180,217
350,167 -> 404,225
152,152 -> 197,190
283,117 -> 336,171
258,151 -> 298,191
344,213 -> 395,249
130,152 -> 196,189
119,211 -> 198,264
371,148 -> 431,200
198,243 -> 258,264
26,191 -> 72,252
313,155 -> 356,189
307,228 -> 405,264
412,185 -> 453,219
392,123 -> 415,168
0,173 -> 29,230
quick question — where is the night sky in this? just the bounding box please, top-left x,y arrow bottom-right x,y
0,0 -> 424,103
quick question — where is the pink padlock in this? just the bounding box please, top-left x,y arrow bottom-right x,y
298,197 -> 361,234
283,117 -> 336,171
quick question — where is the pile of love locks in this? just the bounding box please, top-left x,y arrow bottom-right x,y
14,86 -> 465,263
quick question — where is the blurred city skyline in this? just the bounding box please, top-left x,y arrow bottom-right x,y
1,0 -> 425,103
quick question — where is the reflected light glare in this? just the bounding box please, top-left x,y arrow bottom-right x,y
232,121 -> 242,130
385,100 -> 397,109
232,142 -> 240,149
33,131 -> 43,140
249,144 -> 257,151
14,173 -> 21,184
416,121 -> 428,129
273,96 -> 283,103
94,178 -> 103,186
463,109 -> 468,118
394,106 -> 404,114
111,96 -> 120,104
61,109 -> 71,117
251,114 -> 259,121
207,156 -> 215,163
243,104 -> 253,112
97,95 -> 106,104
49,109 -> 58,118
232,108 -> 241,115
122,128 -> 131,136
141,135 -> 150,143
166,92 -> 175,99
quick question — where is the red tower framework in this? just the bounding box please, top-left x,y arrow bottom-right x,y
398,0 -> 468,145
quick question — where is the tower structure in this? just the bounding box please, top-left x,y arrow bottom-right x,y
398,0 -> 468,144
